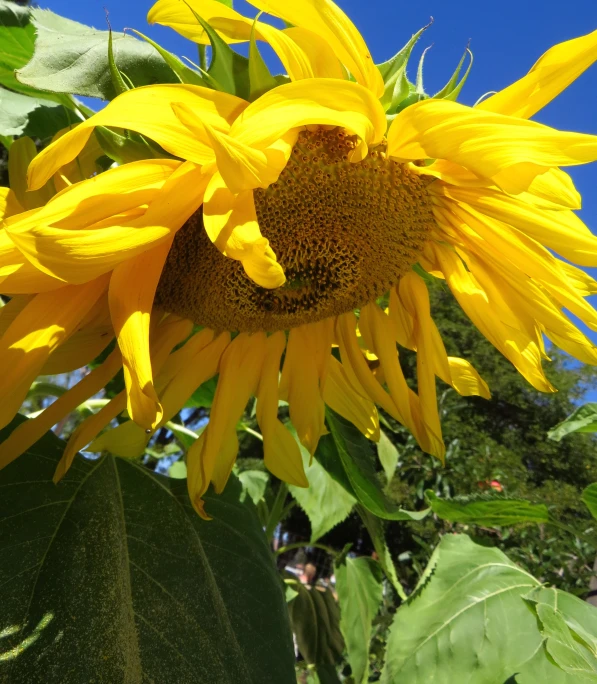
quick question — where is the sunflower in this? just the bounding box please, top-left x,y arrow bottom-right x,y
1,0 -> 597,518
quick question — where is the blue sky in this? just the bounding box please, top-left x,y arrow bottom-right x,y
37,0 -> 597,377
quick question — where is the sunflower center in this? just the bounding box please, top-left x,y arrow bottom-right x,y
155,128 -> 436,332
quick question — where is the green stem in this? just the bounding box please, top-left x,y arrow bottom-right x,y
275,541 -> 337,557
198,44 -> 207,72
265,482 -> 288,541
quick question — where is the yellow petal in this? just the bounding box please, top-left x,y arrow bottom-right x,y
0,229 -> 63,294
248,0 -> 383,95
50,127 -> 104,190
8,161 -> 207,284
432,182 -> 597,267
28,85 -> 248,190
231,79 -> 386,155
203,174 -> 285,288
109,239 -> 175,430
196,332 -> 266,501
447,357 -> 490,399
280,323 -> 328,455
323,356 -> 380,441
256,331 -> 308,487
283,27 -> 346,80
148,0 -> 255,43
8,137 -> 54,210
41,294 -> 113,374
388,99 -> 597,194
477,30 -> 597,119
172,102 -> 280,192
0,275 -> 109,431
149,0 -> 316,80
0,346 -> 122,471
54,313 -> 193,480
0,187 -> 24,220
427,241 -> 555,392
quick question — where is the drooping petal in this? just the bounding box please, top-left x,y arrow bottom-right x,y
432,182 -> 597,267
230,79 -> 386,157
172,102 -> 280,192
256,331 -> 308,487
54,313 -> 193,481
202,173 -> 285,288
388,99 -> 597,194
477,29 -> 597,119
426,241 -> 555,392
7,161 -> 206,284
187,333 -> 266,515
280,319 -> 333,456
27,85 -> 248,190
109,238 -> 174,430
323,356 -> 380,441
248,0 -> 384,95
0,275 -> 109,431
0,346 -> 122,471
0,187 -> 23,219
283,27 -> 346,79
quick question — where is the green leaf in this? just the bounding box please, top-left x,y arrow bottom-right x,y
549,403 -> 597,441
0,86 -> 80,140
129,29 -> 206,86
238,469 -> 270,505
17,9 -> 179,100
248,18 -> 277,101
321,409 -> 428,521
183,4 -> 250,99
335,556 -> 383,684
582,484 -> 597,521
0,416 -> 295,683
287,582 -> 344,667
381,534 -> 588,683
186,375 -> 218,409
167,459 -> 187,479
425,490 -> 550,526
533,603 -> 597,679
0,0 -> 34,90
287,426 -> 356,542
377,429 -> 399,483
357,505 -> 405,600
377,24 -> 428,113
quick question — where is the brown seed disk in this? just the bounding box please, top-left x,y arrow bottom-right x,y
155,128 -> 436,333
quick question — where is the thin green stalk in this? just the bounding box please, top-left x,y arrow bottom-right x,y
198,44 -> 207,71
265,481 -> 288,541
275,541 -> 337,557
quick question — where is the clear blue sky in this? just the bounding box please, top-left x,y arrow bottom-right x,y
38,0 -> 597,383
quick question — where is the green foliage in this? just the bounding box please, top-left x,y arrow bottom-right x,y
335,556 -> 383,684
287,580 -> 344,670
17,9 -> 178,100
321,409 -> 429,521
549,403 -> 597,441
381,535 -> 593,683
0,86 -> 79,139
0,417 -> 295,683
582,484 -> 597,521
288,427 -> 356,542
425,490 -> 550,526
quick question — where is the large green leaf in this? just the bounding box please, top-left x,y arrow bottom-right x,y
320,410 -> 428,522
17,9 -> 178,100
548,403 -> 597,441
381,534 -> 596,683
525,587 -> 597,680
287,426 -> 356,542
0,86 -> 80,139
0,417 -> 295,683
425,490 -> 550,526
335,556 -> 383,684
0,0 -> 34,89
